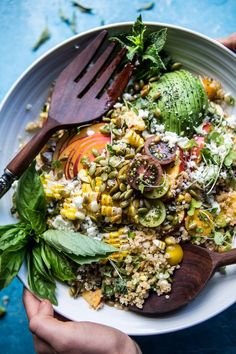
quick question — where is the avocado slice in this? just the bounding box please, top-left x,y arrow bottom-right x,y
147,70 -> 208,136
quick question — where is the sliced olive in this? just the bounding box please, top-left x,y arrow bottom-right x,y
144,136 -> 177,165
143,175 -> 169,199
139,200 -> 166,227
127,155 -> 163,192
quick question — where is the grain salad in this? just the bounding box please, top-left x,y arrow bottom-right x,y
1,17 -> 235,312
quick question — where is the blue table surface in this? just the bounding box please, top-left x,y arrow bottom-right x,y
0,1 -> 236,353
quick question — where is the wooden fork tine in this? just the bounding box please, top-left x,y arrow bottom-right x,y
55,30 -> 108,87
103,62 -> 134,105
77,41 -> 116,97
85,47 -> 127,98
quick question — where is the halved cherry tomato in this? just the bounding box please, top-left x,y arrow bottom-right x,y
185,209 -> 214,237
127,155 -> 163,192
202,122 -> 212,133
191,136 -> 205,163
144,136 -> 177,165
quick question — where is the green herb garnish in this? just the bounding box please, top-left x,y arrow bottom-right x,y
187,198 -> 202,216
111,15 -> 168,79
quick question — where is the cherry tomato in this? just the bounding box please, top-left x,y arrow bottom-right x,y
191,136 -> 205,163
144,136 -> 177,165
127,155 -> 163,192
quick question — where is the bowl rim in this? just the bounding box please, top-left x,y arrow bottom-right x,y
1,21 -> 236,335
1,20 -> 236,112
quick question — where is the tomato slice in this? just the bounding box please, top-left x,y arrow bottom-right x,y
143,176 -> 169,199
144,136 -> 177,165
127,155 -> 163,192
139,200 -> 166,227
191,136 -> 205,163
185,209 -> 214,237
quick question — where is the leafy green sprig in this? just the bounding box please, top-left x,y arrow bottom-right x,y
111,15 -> 169,79
0,163 -> 117,304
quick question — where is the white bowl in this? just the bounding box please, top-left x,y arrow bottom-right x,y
0,22 -> 236,336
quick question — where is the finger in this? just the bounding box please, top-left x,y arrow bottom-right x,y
23,288 -> 41,320
38,299 -> 54,317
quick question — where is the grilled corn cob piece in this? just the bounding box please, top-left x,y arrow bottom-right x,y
123,129 -> 144,148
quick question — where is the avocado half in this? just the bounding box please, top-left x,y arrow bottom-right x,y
148,69 -> 209,136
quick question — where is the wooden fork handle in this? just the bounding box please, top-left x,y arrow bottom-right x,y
213,248 -> 236,268
0,118 -> 57,199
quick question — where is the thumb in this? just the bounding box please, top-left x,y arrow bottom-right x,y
37,300 -> 54,317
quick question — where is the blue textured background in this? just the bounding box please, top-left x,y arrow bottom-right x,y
0,1 -> 236,353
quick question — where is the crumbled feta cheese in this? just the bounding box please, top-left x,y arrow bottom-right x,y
73,196 -> 84,209
113,102 -> 123,109
123,93 -> 133,101
162,131 -> 179,147
138,109 -> 149,118
51,215 -> 74,231
226,115 -> 236,129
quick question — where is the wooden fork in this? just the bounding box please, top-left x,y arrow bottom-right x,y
0,30 -> 133,198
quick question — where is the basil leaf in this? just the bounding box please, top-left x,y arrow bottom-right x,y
0,224 -> 29,253
27,250 -> 57,305
41,243 -> 76,281
16,162 -> 47,234
0,247 -> 26,289
32,245 -> 54,281
41,230 -> 117,258
66,253 -> 112,265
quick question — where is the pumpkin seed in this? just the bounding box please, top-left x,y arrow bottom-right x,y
102,117 -> 111,122
108,170 -> 118,179
90,215 -> 97,223
112,191 -> 121,200
141,84 -> 150,97
110,183 -> 119,195
139,79 -> 144,89
95,167 -> 103,176
94,156 -> 105,163
123,189 -> 133,200
99,159 -> 108,167
120,200 -> 130,208
134,82 -> 140,91
125,153 -> 135,159
153,91 -> 161,100
171,62 -> 182,71
118,174 -> 127,182
101,172 -> 108,181
99,183 -> 106,193
149,76 -> 159,82
107,179 -> 116,188
153,107 -> 161,117
81,157 -> 90,167
138,208 -> 148,214
109,156 -> 122,168
136,145 -> 144,153
99,124 -> 110,135
90,178 -> 96,190
119,183 -> 127,192
88,163 -> 96,176
92,148 -> 100,157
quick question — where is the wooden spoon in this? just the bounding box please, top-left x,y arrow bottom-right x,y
131,243 -> 236,315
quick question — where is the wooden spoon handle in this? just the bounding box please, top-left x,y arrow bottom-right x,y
0,118 -> 57,199
213,248 -> 236,268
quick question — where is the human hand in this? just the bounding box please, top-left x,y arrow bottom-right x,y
23,288 -> 141,354
218,32 -> 236,52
